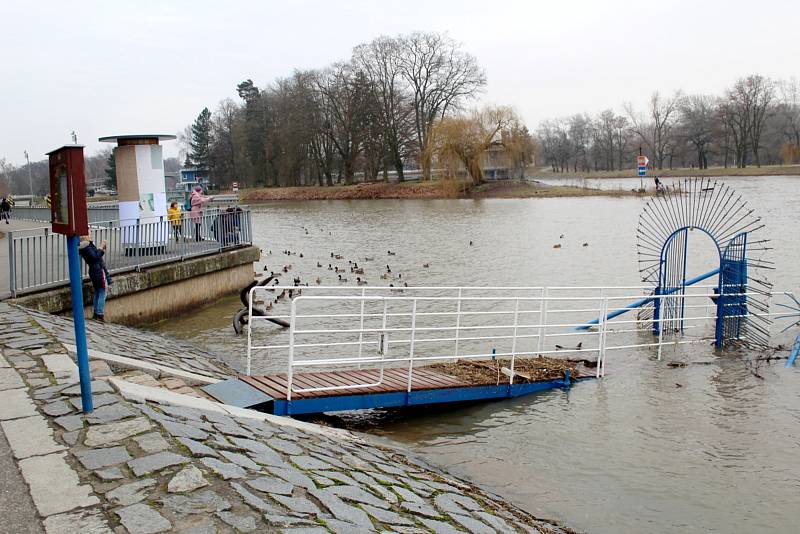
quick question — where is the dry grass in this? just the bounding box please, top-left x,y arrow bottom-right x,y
427,356 -> 582,385
239,179 -> 645,202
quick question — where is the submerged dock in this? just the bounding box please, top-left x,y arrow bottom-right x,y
204,357 -> 593,415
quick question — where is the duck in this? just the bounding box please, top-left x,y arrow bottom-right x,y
299,253 -> 304,258
328,264 -> 333,270
422,263 -> 430,268
265,301 -> 273,310
553,244 -> 561,249
469,241 -> 473,246
380,273 -> 390,280
356,277 -> 367,286
315,277 -> 321,285
555,342 -> 583,350
317,262 -> 323,268
387,250 -> 396,256
338,274 -> 348,282
263,265 -> 269,271
334,254 -> 344,260
582,243 -> 589,247
386,265 -> 392,273
353,267 -> 364,275
364,257 -> 374,261
559,234 -> 564,239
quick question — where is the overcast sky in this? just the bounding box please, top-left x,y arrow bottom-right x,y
1,0 -> 798,165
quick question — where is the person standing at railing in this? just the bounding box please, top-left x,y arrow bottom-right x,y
167,201 -> 183,242
0,196 -> 11,224
189,186 -> 213,242
78,236 -> 109,322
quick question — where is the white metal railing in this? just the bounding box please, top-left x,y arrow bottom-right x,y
7,208 -> 253,296
246,285 -> 796,400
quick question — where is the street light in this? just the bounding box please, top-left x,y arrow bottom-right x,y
24,150 -> 33,197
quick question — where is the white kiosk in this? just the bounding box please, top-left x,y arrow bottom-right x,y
99,134 -> 176,254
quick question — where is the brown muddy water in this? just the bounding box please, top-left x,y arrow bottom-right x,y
151,176 -> 800,533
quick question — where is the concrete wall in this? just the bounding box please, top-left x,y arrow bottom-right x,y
11,246 -> 259,326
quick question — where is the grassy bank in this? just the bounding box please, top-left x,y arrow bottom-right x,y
529,164 -> 800,179
239,179 -> 647,202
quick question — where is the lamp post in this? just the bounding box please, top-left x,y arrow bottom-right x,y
24,150 -> 33,197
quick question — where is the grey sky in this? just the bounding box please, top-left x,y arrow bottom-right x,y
1,0 -> 797,165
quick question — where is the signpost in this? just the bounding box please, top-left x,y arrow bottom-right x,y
232,181 -> 239,193
47,145 -> 93,413
637,153 -> 649,177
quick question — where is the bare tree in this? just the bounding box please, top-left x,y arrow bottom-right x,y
723,75 -> 775,167
314,63 -> 369,185
353,37 -> 415,182
625,91 -> 682,170
679,95 -> 716,169
396,32 -> 486,180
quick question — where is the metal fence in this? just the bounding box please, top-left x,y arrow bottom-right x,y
7,208 -> 253,296
246,285 -> 795,398
11,206 -> 120,224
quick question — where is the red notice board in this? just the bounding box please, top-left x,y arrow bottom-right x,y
47,145 -> 88,236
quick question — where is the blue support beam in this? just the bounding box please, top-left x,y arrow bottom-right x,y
67,235 -> 93,413
576,268 -> 720,331
270,375 -> 590,416
786,335 -> 800,368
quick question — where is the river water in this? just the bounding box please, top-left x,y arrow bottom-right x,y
150,176 -> 800,533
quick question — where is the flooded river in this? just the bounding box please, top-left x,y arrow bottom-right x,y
151,176 -> 800,533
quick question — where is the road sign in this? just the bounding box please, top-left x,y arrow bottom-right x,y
232,181 -> 239,193
637,155 -> 649,177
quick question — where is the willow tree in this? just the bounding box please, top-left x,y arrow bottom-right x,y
427,106 -> 523,187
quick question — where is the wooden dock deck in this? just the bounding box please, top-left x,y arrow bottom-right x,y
204,362 -> 594,416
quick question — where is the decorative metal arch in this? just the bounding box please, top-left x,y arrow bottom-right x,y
636,178 -> 773,348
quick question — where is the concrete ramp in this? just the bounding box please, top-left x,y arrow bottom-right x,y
202,378 -> 273,409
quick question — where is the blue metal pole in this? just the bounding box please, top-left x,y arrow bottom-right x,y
576,268 -> 720,330
66,235 -> 93,412
786,334 -> 800,368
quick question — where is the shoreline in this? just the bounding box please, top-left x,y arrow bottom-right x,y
238,179 -> 647,202
0,302 -> 581,534
529,164 -> 800,180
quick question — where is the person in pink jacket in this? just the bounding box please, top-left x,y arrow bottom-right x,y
190,185 -> 213,241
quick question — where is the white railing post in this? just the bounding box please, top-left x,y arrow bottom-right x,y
246,286 -> 255,376
509,297 -> 520,384
287,298 -> 297,401
8,231 -> 16,297
406,299 -> 418,393
453,288 -> 463,359
537,287 -> 548,354
357,287 -> 366,368
596,293 -> 606,378
379,298 -> 388,382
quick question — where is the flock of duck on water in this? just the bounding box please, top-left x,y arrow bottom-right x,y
251,226 -> 588,308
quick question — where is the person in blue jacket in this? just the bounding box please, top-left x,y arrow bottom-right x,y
78,236 -> 109,321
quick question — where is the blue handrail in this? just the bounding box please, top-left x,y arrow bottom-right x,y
576,268 -> 720,330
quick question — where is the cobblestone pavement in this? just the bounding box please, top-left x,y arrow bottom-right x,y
0,303 -> 576,533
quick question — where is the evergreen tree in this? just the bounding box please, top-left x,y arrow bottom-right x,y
105,150 -> 117,189
190,108 -> 213,173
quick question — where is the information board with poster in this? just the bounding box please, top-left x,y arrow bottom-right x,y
47,145 -> 88,236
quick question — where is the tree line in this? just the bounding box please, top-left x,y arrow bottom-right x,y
185,31 -> 534,188
537,74 -> 800,173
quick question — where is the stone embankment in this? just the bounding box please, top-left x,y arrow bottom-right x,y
0,302 -> 575,534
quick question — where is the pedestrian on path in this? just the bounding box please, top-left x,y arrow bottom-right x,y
0,196 -> 11,224
167,201 -> 183,242
189,186 -> 213,242
78,236 -> 109,321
